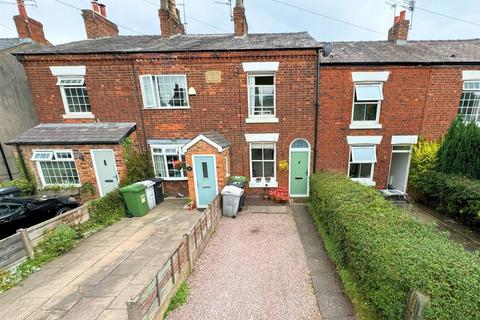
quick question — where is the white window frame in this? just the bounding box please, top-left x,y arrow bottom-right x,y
140,74 -> 190,109
249,142 -> 277,188
56,76 -> 93,118
350,82 -> 383,129
150,145 -> 187,181
458,80 -> 480,125
33,149 -> 81,187
347,145 -> 377,186
246,73 -> 278,122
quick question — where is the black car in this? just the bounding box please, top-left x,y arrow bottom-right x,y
0,196 -> 79,238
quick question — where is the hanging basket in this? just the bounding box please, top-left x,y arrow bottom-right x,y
279,160 -> 288,172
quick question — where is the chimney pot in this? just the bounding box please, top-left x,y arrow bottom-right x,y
16,0 -> 27,17
388,10 -> 410,44
99,3 -> 107,17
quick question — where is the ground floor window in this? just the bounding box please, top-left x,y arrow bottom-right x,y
151,146 -> 187,180
348,146 -> 376,184
32,150 -> 80,186
250,142 -> 276,187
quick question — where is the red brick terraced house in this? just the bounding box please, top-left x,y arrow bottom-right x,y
8,1 -> 480,206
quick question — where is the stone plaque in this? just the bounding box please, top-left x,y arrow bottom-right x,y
205,70 -> 222,83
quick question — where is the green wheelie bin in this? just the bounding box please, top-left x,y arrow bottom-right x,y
120,183 -> 150,217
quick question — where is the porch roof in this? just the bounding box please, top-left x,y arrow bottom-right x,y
7,123 -> 136,145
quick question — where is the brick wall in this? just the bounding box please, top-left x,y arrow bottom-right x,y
19,143 -> 127,196
21,49 -> 318,194
317,64 -> 480,189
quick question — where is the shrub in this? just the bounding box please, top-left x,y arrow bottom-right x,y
87,189 -> 126,228
38,224 -> 77,259
121,138 -> 155,186
408,139 -> 441,190
308,172 -> 480,320
413,170 -> 480,223
0,179 -> 36,196
437,117 -> 480,179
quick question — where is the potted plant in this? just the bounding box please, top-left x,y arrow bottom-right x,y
172,159 -> 185,170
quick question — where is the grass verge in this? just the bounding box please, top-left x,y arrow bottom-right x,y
164,282 -> 190,319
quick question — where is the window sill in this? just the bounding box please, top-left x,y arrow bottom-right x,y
144,107 -> 190,110
351,178 -> 376,187
349,123 -> 382,130
245,117 -> 279,124
249,179 -> 278,188
63,113 -> 95,119
160,177 -> 188,182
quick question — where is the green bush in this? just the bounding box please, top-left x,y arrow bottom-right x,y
308,172 -> 480,320
0,179 -> 36,196
413,170 -> 480,223
87,189 -> 126,227
409,139 -> 441,190
437,117 -> 480,179
121,138 -> 155,186
38,224 -> 77,259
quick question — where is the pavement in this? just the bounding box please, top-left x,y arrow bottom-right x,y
0,199 -> 202,320
168,206 -> 321,320
291,204 -> 356,320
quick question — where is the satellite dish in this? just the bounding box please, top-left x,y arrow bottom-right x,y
322,43 -> 333,57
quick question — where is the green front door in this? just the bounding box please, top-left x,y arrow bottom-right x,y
290,151 -> 309,196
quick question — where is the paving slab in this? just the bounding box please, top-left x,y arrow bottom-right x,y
0,199 -> 203,320
291,204 -> 356,319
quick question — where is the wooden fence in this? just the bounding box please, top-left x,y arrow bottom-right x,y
126,195 -> 222,320
0,203 -> 90,270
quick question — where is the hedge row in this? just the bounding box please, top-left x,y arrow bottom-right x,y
413,170 -> 480,224
308,172 -> 480,320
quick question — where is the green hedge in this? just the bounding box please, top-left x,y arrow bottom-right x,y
308,172 -> 480,320
413,170 -> 480,224
87,189 -> 126,227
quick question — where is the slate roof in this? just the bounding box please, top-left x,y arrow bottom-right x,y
202,131 -> 231,149
323,39 -> 480,64
15,32 -> 321,55
0,38 -> 32,52
8,123 -> 136,145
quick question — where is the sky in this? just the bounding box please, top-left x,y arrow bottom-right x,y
0,0 -> 479,45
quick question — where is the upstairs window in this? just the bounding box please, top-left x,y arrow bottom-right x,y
351,83 -> 383,128
458,81 -> 480,124
151,146 -> 187,180
348,146 -> 377,184
32,150 -> 80,186
140,75 -> 189,109
248,75 -> 275,117
57,76 -> 91,114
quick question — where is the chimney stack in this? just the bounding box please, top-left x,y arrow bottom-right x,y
81,0 -> 119,39
233,0 -> 248,37
13,0 -> 49,45
159,0 -> 185,38
388,10 -> 410,44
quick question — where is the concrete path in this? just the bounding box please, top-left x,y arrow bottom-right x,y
291,204 -> 356,320
168,207 -> 321,320
0,199 -> 202,320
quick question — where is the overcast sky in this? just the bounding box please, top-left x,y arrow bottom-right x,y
0,0 -> 479,45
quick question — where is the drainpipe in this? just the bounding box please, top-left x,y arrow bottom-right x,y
0,143 -> 13,180
14,144 -> 31,182
313,49 -> 321,173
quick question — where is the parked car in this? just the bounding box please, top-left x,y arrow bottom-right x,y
0,195 -> 79,238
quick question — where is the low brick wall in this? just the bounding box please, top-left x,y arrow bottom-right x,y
126,195 -> 222,320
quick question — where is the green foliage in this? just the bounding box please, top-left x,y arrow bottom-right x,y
15,156 -> 36,184
0,224 -> 78,292
121,138 -> 155,186
437,117 -> 480,179
164,282 -> 189,319
0,179 -> 36,196
87,189 -> 126,228
413,170 -> 480,223
408,139 -> 441,189
80,182 -> 96,196
39,184 -> 78,191
308,172 -> 480,320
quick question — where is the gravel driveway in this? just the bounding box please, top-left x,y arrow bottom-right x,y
167,211 -> 321,320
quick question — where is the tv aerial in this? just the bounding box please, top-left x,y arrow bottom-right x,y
385,0 -> 416,29
214,0 -> 233,21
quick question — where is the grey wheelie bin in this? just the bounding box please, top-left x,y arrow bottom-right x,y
221,185 -> 244,218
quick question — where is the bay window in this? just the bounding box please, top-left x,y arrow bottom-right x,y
151,147 -> 187,180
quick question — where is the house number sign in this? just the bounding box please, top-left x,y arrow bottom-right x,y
205,70 -> 222,83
